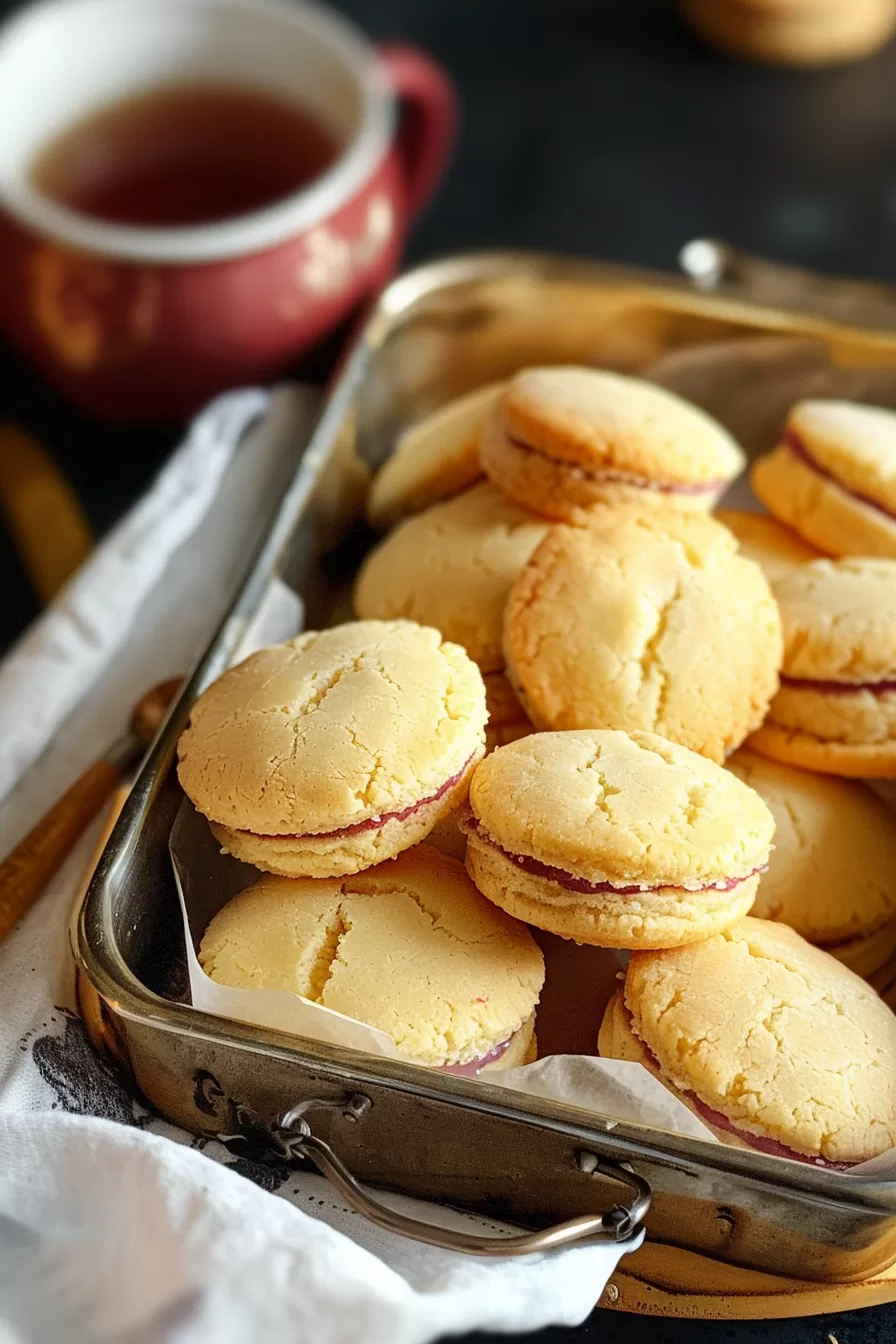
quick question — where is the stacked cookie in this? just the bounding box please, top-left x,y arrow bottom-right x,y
174,370 -> 896,1167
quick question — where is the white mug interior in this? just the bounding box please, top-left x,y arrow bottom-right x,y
0,0 -> 393,263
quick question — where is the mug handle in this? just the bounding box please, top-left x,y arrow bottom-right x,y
377,43 -> 457,222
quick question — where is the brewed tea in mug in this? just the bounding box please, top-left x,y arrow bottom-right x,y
29,82 -> 340,228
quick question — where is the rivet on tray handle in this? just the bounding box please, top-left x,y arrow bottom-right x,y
274,1095 -> 651,1257
680,236 -> 896,322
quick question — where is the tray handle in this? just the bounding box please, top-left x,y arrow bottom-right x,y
680,236 -> 896,324
275,1095 -> 651,1257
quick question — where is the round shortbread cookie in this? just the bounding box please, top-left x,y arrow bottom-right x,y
714,508 -> 821,582
752,401 -> 896,559
365,383 -> 503,530
464,730 -> 773,948
199,846 -> 543,1071
749,559 -> 896,777
503,509 -> 782,762
680,0 -> 896,67
727,749 -> 896,972
354,483 -> 548,672
177,620 -> 487,877
599,919 -> 896,1166
479,366 -> 745,522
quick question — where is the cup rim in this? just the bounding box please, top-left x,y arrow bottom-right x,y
0,0 -> 395,265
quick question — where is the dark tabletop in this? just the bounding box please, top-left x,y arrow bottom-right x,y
3,0 -> 896,1339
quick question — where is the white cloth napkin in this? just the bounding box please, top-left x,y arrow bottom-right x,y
0,390 -> 640,1344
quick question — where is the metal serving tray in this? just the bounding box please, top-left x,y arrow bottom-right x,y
75,249 -> 896,1281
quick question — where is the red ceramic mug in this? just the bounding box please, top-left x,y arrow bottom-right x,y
0,0 -> 456,422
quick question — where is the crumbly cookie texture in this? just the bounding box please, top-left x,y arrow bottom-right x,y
354,483 -> 548,672
752,443 -> 896,559
469,731 -> 774,885
210,752 -> 480,878
198,846 -> 544,1069
771,558 -> 896,682
727,749 -> 896,950
177,620 -> 487,837
494,366 -> 744,480
503,509 -> 782,762
714,508 -> 821,582
480,367 -> 743,521
365,383 -> 503,530
790,400 -> 896,514
609,919 -> 896,1164
464,730 -> 772,948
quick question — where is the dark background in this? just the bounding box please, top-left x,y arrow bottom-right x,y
3,0 -> 896,1339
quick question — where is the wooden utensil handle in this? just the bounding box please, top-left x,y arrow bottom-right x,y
0,758 -> 122,942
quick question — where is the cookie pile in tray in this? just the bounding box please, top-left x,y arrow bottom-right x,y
176,367 -> 896,1170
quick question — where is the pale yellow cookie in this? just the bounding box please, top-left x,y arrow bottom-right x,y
714,508 -> 821,582
177,620 -> 487,878
479,366 -> 744,522
727,749 -> 896,975
199,846 -> 543,1071
365,383 -> 503,530
748,558 -> 896,777
503,509 -> 782,763
681,0 -> 896,67
752,400 -> 896,559
464,730 -> 773,948
354,483 -> 548,673
599,919 -> 896,1165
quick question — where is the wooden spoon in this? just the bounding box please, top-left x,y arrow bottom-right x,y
0,678 -> 181,942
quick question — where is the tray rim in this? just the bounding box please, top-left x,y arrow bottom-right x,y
74,246 -> 896,1222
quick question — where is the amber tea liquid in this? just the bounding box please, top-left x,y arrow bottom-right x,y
29,82 -> 340,227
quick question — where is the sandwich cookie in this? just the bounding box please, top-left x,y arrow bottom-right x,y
714,508 -> 821,582
365,383 -> 502,530
177,620 -> 487,878
728,749 -> 896,977
200,846 -> 544,1073
749,558 -> 896,776
463,730 -> 774,948
480,366 -> 745,522
599,918 -> 896,1166
355,482 -> 548,673
752,400 -> 896,559
503,509 -> 782,762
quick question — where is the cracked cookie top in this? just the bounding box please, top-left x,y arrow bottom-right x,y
177,620 -> 487,836
494,366 -> 745,483
468,730 -> 774,887
198,846 -> 544,1066
623,917 -> 896,1164
355,483 -> 548,673
771,557 -> 896,683
503,509 -> 782,761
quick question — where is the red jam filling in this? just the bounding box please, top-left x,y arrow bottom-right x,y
785,429 -> 896,524
438,1035 -> 513,1076
506,435 -> 724,495
780,673 -> 896,697
464,817 -> 762,896
252,755 -> 474,841
627,1009 -> 856,1171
